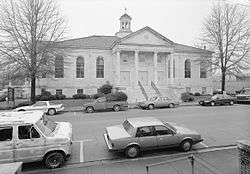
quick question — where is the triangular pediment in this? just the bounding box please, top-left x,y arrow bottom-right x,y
117,26 -> 174,47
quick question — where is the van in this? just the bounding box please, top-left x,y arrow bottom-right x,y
0,111 -> 72,169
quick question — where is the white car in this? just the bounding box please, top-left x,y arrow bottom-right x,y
14,101 -> 64,115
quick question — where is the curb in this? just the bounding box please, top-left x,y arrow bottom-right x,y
23,144 -> 237,174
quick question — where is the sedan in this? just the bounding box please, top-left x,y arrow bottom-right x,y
199,94 -> 235,106
138,96 -> 180,110
104,117 -> 203,158
14,101 -> 64,115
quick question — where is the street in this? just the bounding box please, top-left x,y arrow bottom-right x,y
22,104 -> 250,173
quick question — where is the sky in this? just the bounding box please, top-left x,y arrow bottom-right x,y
58,0 -> 250,46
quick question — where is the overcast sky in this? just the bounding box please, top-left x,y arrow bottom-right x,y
58,0 -> 250,46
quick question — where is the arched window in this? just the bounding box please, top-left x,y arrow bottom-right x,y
55,55 -> 64,78
200,61 -> 207,78
96,57 -> 104,78
76,56 -> 84,78
184,59 -> 191,78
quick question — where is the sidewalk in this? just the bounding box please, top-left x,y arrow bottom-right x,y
26,147 -> 238,174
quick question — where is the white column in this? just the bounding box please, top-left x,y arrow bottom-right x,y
170,53 -> 173,84
134,51 -> 139,87
153,52 -> 158,84
116,51 -> 120,86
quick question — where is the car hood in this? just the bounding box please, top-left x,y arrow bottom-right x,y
50,104 -> 63,108
106,124 -> 131,140
51,122 -> 72,140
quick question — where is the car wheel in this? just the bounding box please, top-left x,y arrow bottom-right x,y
210,102 -> 215,106
48,108 -> 56,116
168,103 -> 175,108
148,104 -> 154,110
113,105 -> 120,112
180,139 -> 192,152
229,101 -> 234,105
44,152 -> 65,169
86,106 -> 94,113
125,146 -> 140,158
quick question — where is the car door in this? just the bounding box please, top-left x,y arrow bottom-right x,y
0,126 -> 14,163
136,126 -> 157,150
31,101 -> 47,112
95,97 -> 107,110
14,124 -> 45,163
155,125 -> 180,147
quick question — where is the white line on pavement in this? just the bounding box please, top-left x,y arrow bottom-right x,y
72,139 -> 94,143
80,141 -> 84,163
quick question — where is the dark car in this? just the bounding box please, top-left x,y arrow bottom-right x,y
199,94 -> 235,106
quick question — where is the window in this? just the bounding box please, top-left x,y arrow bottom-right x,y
136,126 -> 155,137
77,89 -> 83,94
173,58 -> 176,78
185,59 -> 191,78
200,62 -> 207,78
202,87 -> 207,94
76,56 -> 84,78
55,55 -> 64,78
0,127 -> 13,141
168,59 -> 171,78
18,125 -> 40,139
56,89 -> 62,95
96,57 -> 104,78
155,125 -> 173,135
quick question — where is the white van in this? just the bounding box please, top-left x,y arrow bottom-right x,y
0,111 -> 72,169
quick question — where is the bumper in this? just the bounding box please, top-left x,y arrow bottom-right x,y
193,139 -> 204,144
103,133 -> 118,151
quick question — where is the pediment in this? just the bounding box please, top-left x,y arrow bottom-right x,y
118,27 -> 173,47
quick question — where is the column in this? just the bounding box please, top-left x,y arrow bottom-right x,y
170,53 -> 173,84
134,51 -> 139,87
153,52 -> 158,84
116,51 -> 120,86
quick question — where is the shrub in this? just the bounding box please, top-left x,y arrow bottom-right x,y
98,84 -> 113,94
194,92 -> 201,96
73,94 -> 90,99
41,90 -> 52,96
92,93 -> 105,99
54,94 -> 66,100
181,92 -> 195,102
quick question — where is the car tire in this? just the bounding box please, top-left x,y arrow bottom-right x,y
180,139 -> 192,152
168,103 -> 175,108
44,152 -> 65,169
86,106 -> 94,113
113,105 -> 120,112
148,104 -> 154,110
48,108 -> 56,116
229,101 -> 234,105
18,109 -> 25,112
125,145 -> 140,158
210,102 -> 215,106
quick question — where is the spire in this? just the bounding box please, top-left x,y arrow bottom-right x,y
115,9 -> 132,38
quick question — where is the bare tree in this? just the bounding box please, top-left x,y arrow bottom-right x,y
201,3 -> 250,92
0,0 -> 66,102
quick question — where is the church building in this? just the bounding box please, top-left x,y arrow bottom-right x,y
37,12 -> 213,102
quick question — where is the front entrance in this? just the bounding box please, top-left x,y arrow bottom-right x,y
139,71 -> 148,86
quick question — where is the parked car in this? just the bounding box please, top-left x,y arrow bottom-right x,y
138,96 -> 180,110
199,94 -> 235,106
236,88 -> 250,104
83,97 -> 128,113
13,101 -> 64,115
0,111 -> 72,168
104,117 -> 203,158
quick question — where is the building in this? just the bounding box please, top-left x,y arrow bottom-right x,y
37,13 -> 213,102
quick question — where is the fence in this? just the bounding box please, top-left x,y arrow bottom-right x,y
146,155 -> 222,174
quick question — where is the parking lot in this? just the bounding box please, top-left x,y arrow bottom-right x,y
23,104 -> 249,167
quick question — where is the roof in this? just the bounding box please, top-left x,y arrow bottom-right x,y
127,117 -> 164,128
57,35 -> 119,50
0,111 -> 44,126
120,13 -> 132,20
57,27 -> 212,54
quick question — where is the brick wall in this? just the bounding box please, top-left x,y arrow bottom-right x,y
237,140 -> 250,174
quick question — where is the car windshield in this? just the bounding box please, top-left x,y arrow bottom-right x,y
36,115 -> 57,136
211,95 -> 220,100
122,120 -> 135,136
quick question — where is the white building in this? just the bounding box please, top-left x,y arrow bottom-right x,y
37,13 -> 213,102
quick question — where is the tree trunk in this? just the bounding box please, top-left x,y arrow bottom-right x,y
221,69 -> 226,92
30,74 -> 36,103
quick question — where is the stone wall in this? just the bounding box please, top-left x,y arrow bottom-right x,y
237,140 -> 250,174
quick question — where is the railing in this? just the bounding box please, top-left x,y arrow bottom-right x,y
151,81 -> 161,96
146,155 -> 222,174
138,81 -> 148,100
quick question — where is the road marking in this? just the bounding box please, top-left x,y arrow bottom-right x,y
72,139 -> 94,143
200,142 -> 209,148
80,141 -> 84,163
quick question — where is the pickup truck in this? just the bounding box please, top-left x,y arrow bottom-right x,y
236,88 -> 250,104
82,97 -> 128,113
